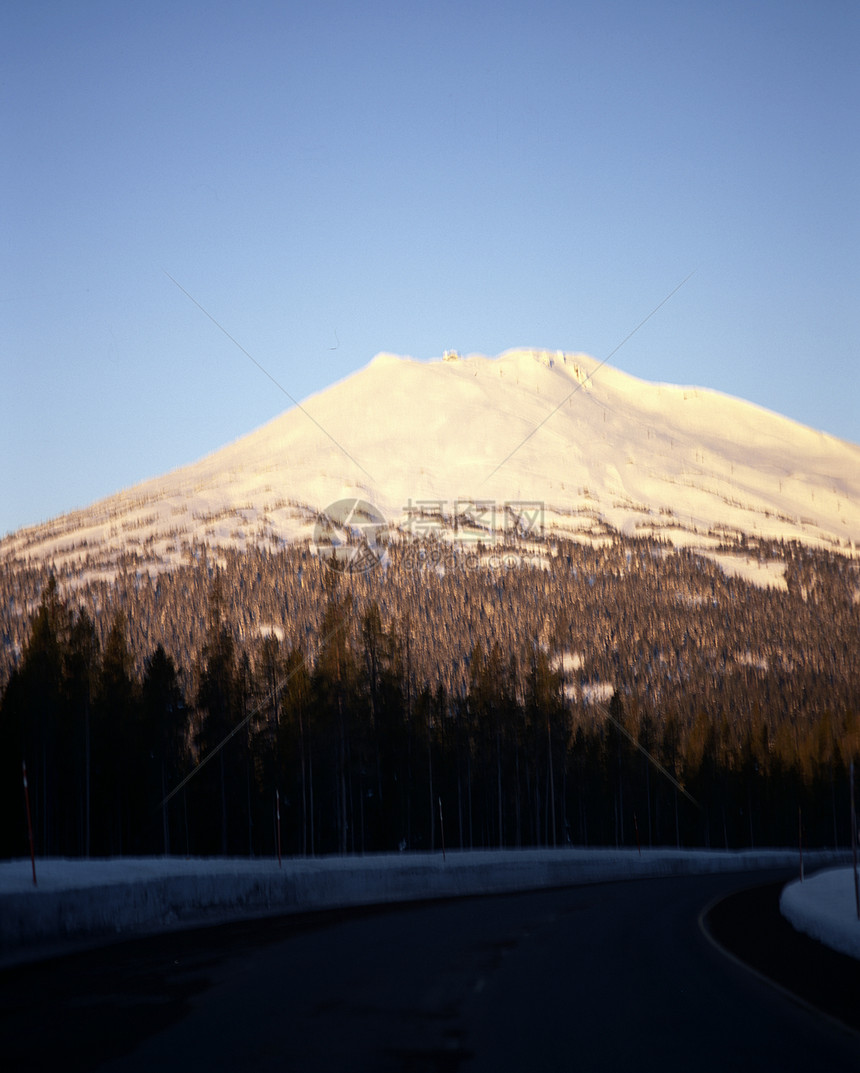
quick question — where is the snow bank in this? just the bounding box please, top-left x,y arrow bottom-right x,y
780,866 -> 860,960
0,847 -> 848,967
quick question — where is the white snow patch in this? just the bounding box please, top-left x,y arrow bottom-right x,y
698,550 -> 788,591
738,651 -> 769,671
780,866 -> 860,960
581,682 -> 616,705
553,651 -> 585,676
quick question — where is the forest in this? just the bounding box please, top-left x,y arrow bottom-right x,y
1,529 -> 858,860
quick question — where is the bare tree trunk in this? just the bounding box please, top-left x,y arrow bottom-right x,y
645,759 -> 652,848
85,699 -> 91,858
497,727 -> 503,849
515,740 -> 522,847
299,707 -> 308,856
161,762 -> 170,855
467,752 -> 473,849
428,725 -> 435,851
457,766 -> 463,849
246,724 -> 253,857
547,717 -> 556,847
220,751 -> 228,855
308,746 -> 315,857
339,712 -> 348,855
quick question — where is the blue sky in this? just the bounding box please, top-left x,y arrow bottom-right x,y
2,0 -> 858,537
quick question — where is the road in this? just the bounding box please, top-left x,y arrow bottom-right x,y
1,869 -> 858,1071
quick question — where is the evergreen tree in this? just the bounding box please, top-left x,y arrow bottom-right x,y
142,644 -> 186,854
0,577 -> 68,855
279,646 -> 313,855
313,586 -> 359,853
64,609 -> 100,856
93,611 -> 140,854
359,602 -> 404,850
196,606 -> 242,854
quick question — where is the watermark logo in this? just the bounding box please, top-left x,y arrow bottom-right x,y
314,498 -> 546,574
402,498 -> 544,544
313,499 -> 387,574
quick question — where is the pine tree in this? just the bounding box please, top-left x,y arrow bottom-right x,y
314,590 -> 358,853
0,577 -> 68,854
93,611 -> 140,854
64,609 -> 100,856
279,646 -> 313,854
196,609 -> 242,854
142,644 -> 186,854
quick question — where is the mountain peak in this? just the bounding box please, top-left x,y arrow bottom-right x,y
368,351 -> 407,370
2,349 -> 859,587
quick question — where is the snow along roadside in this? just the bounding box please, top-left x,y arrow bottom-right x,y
0,847 -> 849,968
780,866 -> 860,961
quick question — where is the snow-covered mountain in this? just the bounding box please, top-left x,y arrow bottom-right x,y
4,348 -> 859,585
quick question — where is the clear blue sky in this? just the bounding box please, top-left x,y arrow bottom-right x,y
3,0 -> 858,537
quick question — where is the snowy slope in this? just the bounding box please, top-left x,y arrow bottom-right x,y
3,349 -> 859,580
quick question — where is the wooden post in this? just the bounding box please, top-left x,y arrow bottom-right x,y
798,805 -> 804,882
438,796 -> 446,862
276,790 -> 282,869
851,762 -> 859,920
22,761 -> 36,887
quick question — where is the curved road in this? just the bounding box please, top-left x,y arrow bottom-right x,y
2,869 -> 858,1071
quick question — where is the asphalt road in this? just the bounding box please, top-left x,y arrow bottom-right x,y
1,869 -> 859,1072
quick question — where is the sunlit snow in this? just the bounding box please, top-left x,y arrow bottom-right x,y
3,350 -> 859,590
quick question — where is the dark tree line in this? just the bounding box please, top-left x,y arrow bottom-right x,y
2,567 -> 858,859
0,577 -> 186,857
